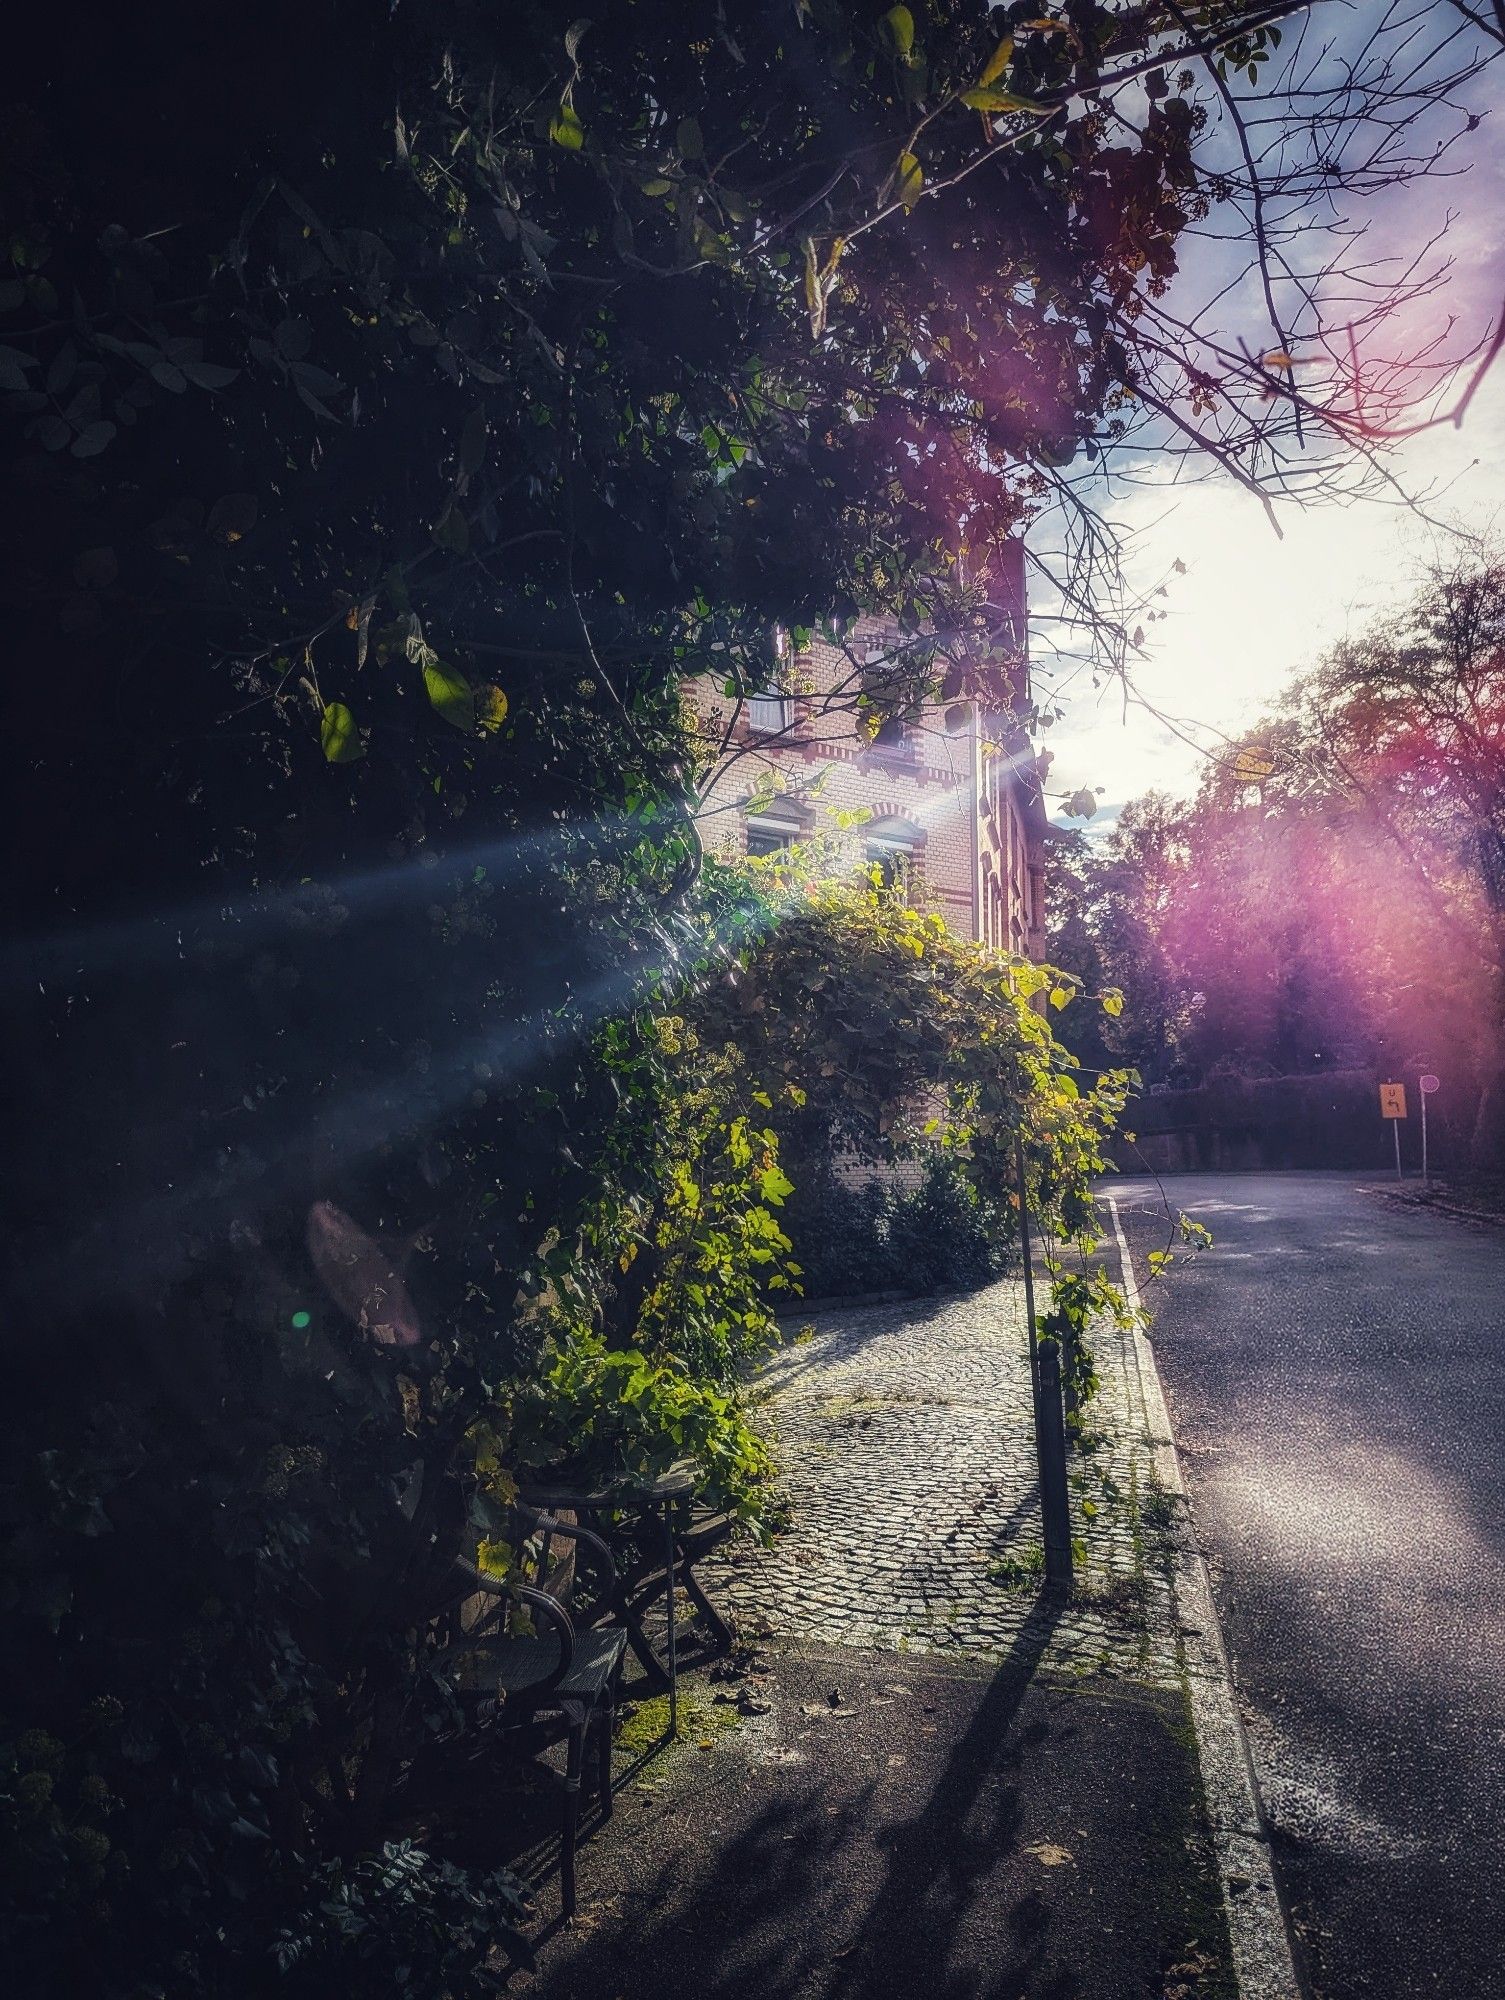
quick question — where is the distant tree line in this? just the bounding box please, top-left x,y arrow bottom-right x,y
1049,551 -> 1505,1166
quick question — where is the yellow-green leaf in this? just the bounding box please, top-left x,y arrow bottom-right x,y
549,102 -> 584,151
881,5 -> 915,57
477,1537 -> 514,1580
960,86 -> 1049,113
641,177 -> 674,196
677,116 -> 703,160
896,151 -> 924,210
1049,984 -> 1072,1010
803,236 -> 824,329
477,683 -> 510,732
978,35 -> 1014,85
1101,989 -> 1125,1018
320,701 -> 365,764
423,657 -> 476,731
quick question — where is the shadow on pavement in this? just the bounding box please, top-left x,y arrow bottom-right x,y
517,1596 -> 1227,2000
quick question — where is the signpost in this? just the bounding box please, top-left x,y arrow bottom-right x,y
1419,1073 -> 1441,1189
1379,1081 -> 1407,1181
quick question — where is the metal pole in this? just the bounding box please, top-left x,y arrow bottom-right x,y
1394,1118 -> 1403,1183
1016,1135 -> 1071,1588
1016,1135 -> 1040,1406
1420,1082 -> 1430,1190
1037,1343 -> 1074,1590
663,1510 -> 677,1737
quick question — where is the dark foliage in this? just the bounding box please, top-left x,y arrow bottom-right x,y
0,4 -> 1295,1993
787,1154 -> 1001,1301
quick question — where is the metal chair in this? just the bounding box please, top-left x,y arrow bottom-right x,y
426,1511 -> 626,1918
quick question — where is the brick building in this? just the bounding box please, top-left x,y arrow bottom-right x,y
694,548 -> 1046,959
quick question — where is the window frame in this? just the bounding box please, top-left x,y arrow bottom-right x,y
746,691 -> 792,735
865,825 -> 919,889
745,810 -> 803,858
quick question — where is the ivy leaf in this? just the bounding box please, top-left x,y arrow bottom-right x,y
423,656 -> 476,731
320,701 -> 365,763
550,102 -> 584,151
477,1536 -> 514,1580
1049,985 -> 1072,1010
1101,989 -> 1124,1017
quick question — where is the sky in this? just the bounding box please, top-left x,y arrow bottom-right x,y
1039,6 -> 1505,827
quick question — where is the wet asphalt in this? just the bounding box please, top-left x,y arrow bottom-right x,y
1110,1172 -> 1505,2000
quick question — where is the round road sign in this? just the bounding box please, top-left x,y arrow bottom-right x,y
1419,1074 -> 1441,1094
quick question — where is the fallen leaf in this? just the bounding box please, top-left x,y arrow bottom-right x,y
1023,1841 -> 1074,1867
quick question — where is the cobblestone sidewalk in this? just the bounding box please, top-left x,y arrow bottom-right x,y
709,1278 -> 1181,1685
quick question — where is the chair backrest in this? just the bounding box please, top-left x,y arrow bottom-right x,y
429,1561 -> 575,1705
510,1505 -> 619,1626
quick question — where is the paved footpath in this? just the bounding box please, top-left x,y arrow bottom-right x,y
711,1281 -> 1179,1682
519,1277 -> 1275,2000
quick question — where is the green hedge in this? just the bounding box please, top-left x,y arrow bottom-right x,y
783,1154 -> 1003,1301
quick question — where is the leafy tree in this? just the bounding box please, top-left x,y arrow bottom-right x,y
1266,552 -> 1505,1150
1049,553 -> 1505,1160
2,4 -> 1496,1994
692,858 -> 1132,1269
1048,801 -> 1187,1080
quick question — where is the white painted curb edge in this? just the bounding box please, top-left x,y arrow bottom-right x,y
1105,1193 -> 1305,2000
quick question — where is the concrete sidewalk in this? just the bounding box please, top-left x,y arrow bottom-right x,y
515,1277 -> 1278,2000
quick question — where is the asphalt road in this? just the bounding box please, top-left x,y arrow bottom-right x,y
1109,1172 -> 1505,2000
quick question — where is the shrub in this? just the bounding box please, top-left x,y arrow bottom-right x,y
783,1155 -> 1001,1301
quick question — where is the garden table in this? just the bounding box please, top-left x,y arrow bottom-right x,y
516,1462 -> 697,1734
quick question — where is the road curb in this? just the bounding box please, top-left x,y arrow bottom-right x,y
1105,1194 -> 1306,2000
1357,1183 -> 1505,1229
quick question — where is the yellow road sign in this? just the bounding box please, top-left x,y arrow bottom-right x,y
1379,1082 -> 1407,1119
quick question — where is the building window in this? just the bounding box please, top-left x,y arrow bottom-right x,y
746,811 -> 802,858
748,623 -> 794,734
747,691 -> 791,734
861,640 -> 914,757
865,818 -> 920,890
